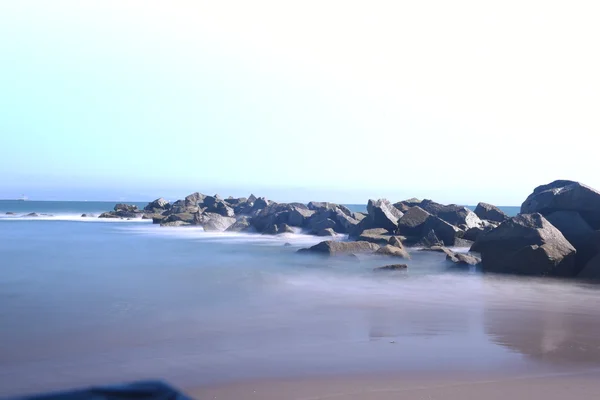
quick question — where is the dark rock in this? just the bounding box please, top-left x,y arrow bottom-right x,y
144,198 -> 171,212
142,213 -> 162,220
521,180 -> 600,229
317,228 -> 336,237
332,209 -> 360,233
253,197 -> 269,210
208,201 -> 235,217
474,202 -> 507,223
393,198 -> 423,213
418,199 -> 447,215
463,225 -> 494,242
288,208 -> 315,227
353,212 -> 367,222
471,213 -> 577,277
375,244 -> 410,259
397,206 -> 431,236
436,205 -> 482,229
422,216 -> 461,246
98,212 -> 120,219
545,211 -> 598,271
224,197 -> 248,206
367,199 -> 403,232
577,250 -> 600,280
284,242 -> 292,247
5,212 -> 16,215
114,203 -> 139,213
374,264 -> 408,272
81,213 -> 95,218
308,214 -> 337,234
226,216 -> 253,232
357,228 -> 393,245
299,240 -> 380,256
152,215 -> 167,224
414,229 -> 444,247
24,212 -> 40,217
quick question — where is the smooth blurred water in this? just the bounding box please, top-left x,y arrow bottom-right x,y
0,202 -> 597,397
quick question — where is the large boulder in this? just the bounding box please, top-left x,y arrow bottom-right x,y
436,205 -> 482,230
521,180 -> 600,229
474,202 -> 507,223
184,192 -> 206,207
364,199 -> 403,232
288,208 -> 315,227
396,206 -> 431,236
421,216 -> 461,246
545,211 -> 599,271
444,248 -> 481,266
144,198 -> 171,212
225,216 -> 253,232
161,212 -> 195,225
197,212 -> 236,232
393,198 -> 423,213
471,213 -> 577,277
204,199 -> 235,217
114,203 -> 139,213
299,240 -> 380,256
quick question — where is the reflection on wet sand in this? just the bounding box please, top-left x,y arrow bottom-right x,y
484,278 -> 600,365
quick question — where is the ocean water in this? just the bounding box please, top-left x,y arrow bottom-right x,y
1,201 -> 599,396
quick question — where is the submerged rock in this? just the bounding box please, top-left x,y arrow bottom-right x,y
357,228 -> 393,245
316,228 -> 336,237
471,213 -> 577,277
374,264 -> 408,272
298,240 -> 380,256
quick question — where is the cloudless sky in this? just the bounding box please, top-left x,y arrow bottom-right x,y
1,1 -> 599,204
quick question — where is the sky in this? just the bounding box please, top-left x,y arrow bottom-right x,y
1,1 -> 599,205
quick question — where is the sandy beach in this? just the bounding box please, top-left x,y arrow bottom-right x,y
192,369 -> 600,400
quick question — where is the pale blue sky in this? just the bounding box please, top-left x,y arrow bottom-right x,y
1,1 -> 599,204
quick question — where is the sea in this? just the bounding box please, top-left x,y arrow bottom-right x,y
1,200 -> 599,397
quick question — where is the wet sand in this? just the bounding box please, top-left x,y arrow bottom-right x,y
191,369 -> 600,400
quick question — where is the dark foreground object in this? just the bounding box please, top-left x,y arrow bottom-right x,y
12,381 -> 193,400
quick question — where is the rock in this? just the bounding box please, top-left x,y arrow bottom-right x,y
225,216 -> 253,232
161,220 -> 190,227
421,216 -> 461,246
162,212 -> 195,224
374,264 -> 408,272
284,242 -> 292,247
388,236 -> 404,248
144,198 -> 171,212
299,240 -> 380,256
393,198 -> 423,213
436,205 -> 483,229
209,201 -> 235,217
474,202 -> 508,223
308,214 -> 337,234
375,244 -> 410,259
577,252 -> 600,280
353,212 -> 367,222
98,212 -> 120,219
545,211 -> 598,271
278,223 -> 295,234
224,197 -> 248,206
317,228 -> 336,237
184,192 -> 206,207
463,226 -> 494,242
366,199 -> 404,232
263,224 -> 280,235
152,215 -> 167,224
195,213 -> 236,232
417,199 -> 447,215
23,212 -> 40,217
471,213 -> 577,277
288,207 -> 315,227
521,180 -> 600,229
444,249 -> 481,265
332,209 -> 360,233
247,194 -> 258,204
5,212 -> 16,215
142,213 -> 162,220
414,229 -> 444,247
81,213 -> 95,218
397,206 -> 431,236
114,203 -> 139,213
357,228 -> 393,245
